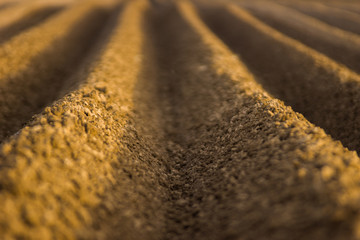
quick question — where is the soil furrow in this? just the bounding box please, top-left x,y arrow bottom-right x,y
149,1 -> 360,239
1,0 -> 360,239
0,0 -> 114,143
198,2 -> 360,152
0,0 -> 171,239
0,2 -> 64,35
0,6 -> 63,44
239,1 -> 360,74
0,2 -> 13,11
280,1 -> 360,35
325,2 -> 360,15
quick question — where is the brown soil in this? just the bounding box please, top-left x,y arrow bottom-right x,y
0,0 -> 113,142
240,1 -> 360,74
0,6 -> 63,44
279,1 -> 360,35
1,0 -> 360,239
198,1 -> 360,152
324,1 -> 360,14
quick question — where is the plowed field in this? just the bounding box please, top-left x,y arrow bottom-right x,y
1,0 -> 360,239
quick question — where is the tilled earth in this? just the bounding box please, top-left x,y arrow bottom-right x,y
1,0 -> 360,239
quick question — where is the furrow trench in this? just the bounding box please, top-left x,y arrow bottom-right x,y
0,0 -> 170,239
1,0 -> 360,239
325,1 -> 360,15
239,1 -> 360,74
280,1 -> 360,35
0,6 -> 63,44
0,0 -> 115,142
0,2 -> 62,31
149,1 -> 360,239
198,2 -> 360,152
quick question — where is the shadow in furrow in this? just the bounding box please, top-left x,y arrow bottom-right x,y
239,2 -> 360,74
145,3 -> 357,239
198,4 -> 360,152
149,3 -> 233,145
148,3 -> 240,239
0,2 -> 171,238
325,2 -> 360,15
281,2 -> 360,35
0,7 -> 118,143
0,3 -> 12,11
0,6 -> 63,44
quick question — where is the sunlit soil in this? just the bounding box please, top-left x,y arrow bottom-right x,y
1,0 -> 360,239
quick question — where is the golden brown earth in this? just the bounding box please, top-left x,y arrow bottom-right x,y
1,0 -> 360,239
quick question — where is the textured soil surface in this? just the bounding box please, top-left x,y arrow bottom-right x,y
1,0 -> 360,239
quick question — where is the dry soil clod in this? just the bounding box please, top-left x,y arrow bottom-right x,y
1,0 -> 360,239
